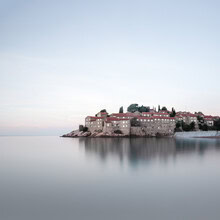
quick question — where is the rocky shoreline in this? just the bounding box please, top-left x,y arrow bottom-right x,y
62,130 -> 220,138
61,129 -> 172,138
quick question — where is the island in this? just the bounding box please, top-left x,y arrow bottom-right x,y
62,104 -> 220,138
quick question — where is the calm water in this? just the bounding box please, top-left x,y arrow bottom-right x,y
1,136 -> 220,220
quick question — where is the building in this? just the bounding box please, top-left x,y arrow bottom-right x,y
85,116 -> 105,133
103,117 -> 131,135
84,106 -> 220,135
176,113 -> 198,125
96,111 -> 108,118
142,112 -> 170,117
110,112 -> 140,119
136,116 -> 176,135
204,116 -> 214,126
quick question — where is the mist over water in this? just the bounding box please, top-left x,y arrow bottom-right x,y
1,136 -> 220,220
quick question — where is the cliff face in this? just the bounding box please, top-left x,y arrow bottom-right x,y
62,130 -> 91,137
62,127 -> 174,138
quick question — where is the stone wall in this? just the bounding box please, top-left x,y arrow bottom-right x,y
174,131 -> 220,138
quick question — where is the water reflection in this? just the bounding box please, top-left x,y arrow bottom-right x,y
79,137 -> 220,164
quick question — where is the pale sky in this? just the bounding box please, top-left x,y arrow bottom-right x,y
1,0 -> 220,135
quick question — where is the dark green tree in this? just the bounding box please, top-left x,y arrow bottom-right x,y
197,115 -> 204,123
127,104 -> 139,113
214,119 -> 220,131
161,106 -> 167,111
181,121 -> 191,131
202,124 -> 208,131
119,106 -> 123,113
158,105 -> 161,111
175,121 -> 182,132
170,107 -> 176,117
100,109 -> 107,112
138,105 -> 150,113
190,122 -> 195,131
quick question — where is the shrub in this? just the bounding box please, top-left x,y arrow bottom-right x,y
83,127 -> 88,132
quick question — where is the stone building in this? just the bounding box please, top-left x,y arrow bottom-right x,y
85,116 -> 105,133
136,116 -> 176,136
110,112 -> 140,119
103,117 -> 131,135
96,111 -> 108,118
176,113 -> 198,124
204,116 -> 214,126
142,112 -> 170,117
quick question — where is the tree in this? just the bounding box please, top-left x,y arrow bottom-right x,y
119,106 -> 123,113
175,121 -> 182,132
138,105 -> 150,113
127,104 -> 139,113
158,105 -> 161,111
214,119 -> 220,131
181,121 -> 191,131
161,106 -> 167,111
170,107 -> 176,117
190,122 -> 195,131
100,109 -> 107,112
83,127 -> 88,132
202,124 -> 208,131
127,104 -> 150,113
197,115 -> 204,123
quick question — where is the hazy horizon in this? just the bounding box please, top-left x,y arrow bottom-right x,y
1,0 -> 219,135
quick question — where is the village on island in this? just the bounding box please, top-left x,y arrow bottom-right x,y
63,104 -> 220,138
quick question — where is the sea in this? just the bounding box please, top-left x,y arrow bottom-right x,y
1,136 -> 220,220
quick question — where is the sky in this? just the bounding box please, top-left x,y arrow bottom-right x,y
0,0 -> 220,135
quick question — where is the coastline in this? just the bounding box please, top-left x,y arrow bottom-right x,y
62,130 -> 220,139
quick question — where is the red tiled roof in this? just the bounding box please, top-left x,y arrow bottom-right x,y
204,115 -> 213,120
142,112 -> 154,114
86,116 -> 105,120
106,117 -> 129,122
153,116 -> 175,119
137,116 -> 175,120
142,112 -> 169,116
177,113 -> 197,117
111,113 -> 137,117
154,113 -> 170,115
